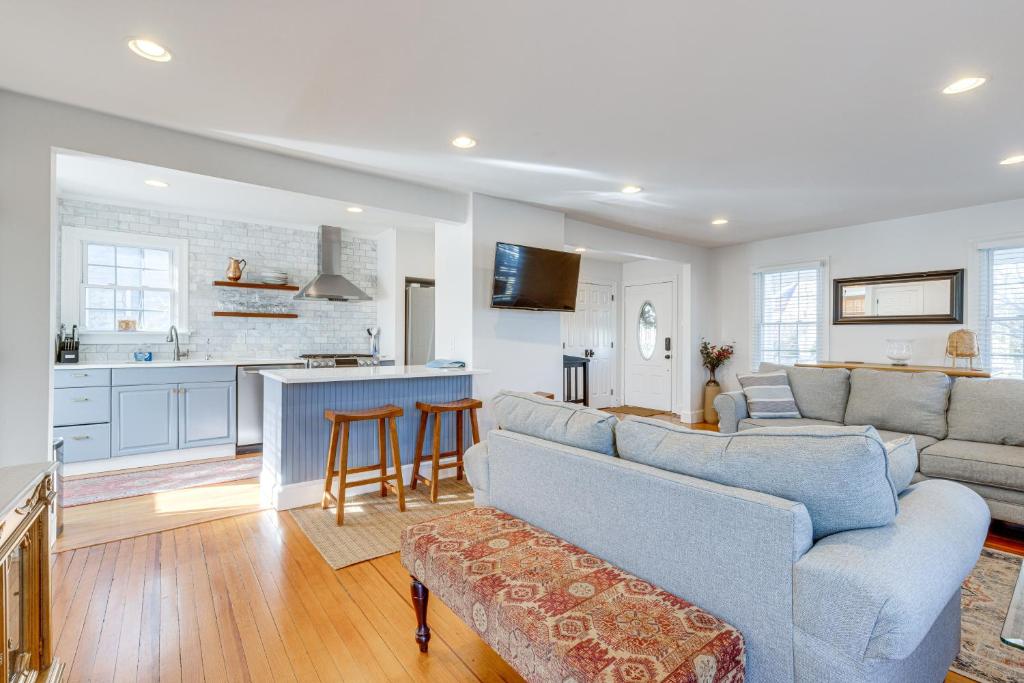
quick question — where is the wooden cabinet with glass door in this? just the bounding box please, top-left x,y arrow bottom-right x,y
0,463 -> 62,682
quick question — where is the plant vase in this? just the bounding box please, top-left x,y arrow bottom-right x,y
703,370 -> 721,424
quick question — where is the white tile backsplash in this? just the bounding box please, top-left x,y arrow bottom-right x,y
58,198 -> 378,362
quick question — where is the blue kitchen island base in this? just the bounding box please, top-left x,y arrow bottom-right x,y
260,367 -> 485,510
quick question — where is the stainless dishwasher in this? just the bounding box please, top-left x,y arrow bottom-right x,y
237,364 -> 303,451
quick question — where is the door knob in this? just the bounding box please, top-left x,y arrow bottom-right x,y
664,354 -> 672,359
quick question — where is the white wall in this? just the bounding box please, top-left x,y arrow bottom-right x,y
434,220 -> 474,363
380,228 -> 434,363
0,89 -> 466,467
712,197 -> 1024,390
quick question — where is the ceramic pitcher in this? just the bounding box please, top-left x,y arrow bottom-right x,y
225,257 -> 247,282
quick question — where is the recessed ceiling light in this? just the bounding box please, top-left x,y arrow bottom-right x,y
128,38 -> 172,63
574,247 -> 587,253
711,218 -> 729,226
346,206 -> 364,213
942,76 -> 986,95
144,179 -> 168,188
451,136 -> 477,149
999,154 -> 1024,166
621,185 -> 643,194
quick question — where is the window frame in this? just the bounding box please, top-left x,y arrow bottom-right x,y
750,258 -> 829,372
974,235 -> 1024,378
61,227 -> 189,343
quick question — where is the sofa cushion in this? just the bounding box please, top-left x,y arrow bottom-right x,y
737,370 -> 801,418
844,369 -> 951,440
947,378 -> 1024,446
492,391 -> 618,456
401,506 -> 747,682
739,417 -> 841,430
920,439 -> 1024,490
885,436 -> 918,493
794,479 -> 989,661
615,418 -> 899,539
874,430 -> 938,452
760,362 -> 851,423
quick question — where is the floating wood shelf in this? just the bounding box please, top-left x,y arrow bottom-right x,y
796,361 -> 989,378
213,280 -> 300,291
212,311 -> 298,319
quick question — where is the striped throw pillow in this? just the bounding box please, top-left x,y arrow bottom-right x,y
737,371 -> 802,418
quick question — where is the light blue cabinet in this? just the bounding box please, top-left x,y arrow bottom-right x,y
111,384 -> 179,456
178,382 -> 236,448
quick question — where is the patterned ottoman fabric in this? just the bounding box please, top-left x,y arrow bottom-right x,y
401,507 -> 745,683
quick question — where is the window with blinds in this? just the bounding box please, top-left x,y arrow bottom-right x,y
979,245 -> 1024,378
752,262 -> 826,370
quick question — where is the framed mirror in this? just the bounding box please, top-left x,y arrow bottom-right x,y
833,269 -> 964,324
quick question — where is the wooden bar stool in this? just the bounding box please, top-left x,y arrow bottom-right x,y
410,398 -> 482,503
322,404 -> 406,525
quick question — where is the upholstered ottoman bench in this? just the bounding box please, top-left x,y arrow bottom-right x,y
400,507 -> 745,682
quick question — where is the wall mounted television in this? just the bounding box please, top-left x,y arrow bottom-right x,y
490,242 -> 581,312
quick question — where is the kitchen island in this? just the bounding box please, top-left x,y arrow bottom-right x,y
259,365 -> 490,510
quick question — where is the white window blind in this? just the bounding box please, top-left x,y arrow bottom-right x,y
979,245 -> 1024,378
752,261 -> 826,371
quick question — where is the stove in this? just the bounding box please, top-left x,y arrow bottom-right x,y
299,353 -> 375,369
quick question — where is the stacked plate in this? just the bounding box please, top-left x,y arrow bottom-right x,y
260,270 -> 289,285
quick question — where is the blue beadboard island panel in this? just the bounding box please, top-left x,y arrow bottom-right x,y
261,367 -> 483,509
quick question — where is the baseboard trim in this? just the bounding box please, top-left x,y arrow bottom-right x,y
262,461 -> 458,511
678,408 -> 705,424
63,443 -> 236,476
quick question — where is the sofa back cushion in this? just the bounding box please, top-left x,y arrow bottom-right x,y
844,369 -> 951,440
760,363 -> 851,423
615,418 -> 898,539
491,391 -> 618,455
947,378 -> 1024,446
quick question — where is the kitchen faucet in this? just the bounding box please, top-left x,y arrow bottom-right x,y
166,325 -> 188,361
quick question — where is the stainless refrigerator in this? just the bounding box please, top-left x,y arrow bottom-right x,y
405,281 -> 435,365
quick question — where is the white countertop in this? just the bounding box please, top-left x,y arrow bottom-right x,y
55,358 -> 305,370
260,364 -> 490,384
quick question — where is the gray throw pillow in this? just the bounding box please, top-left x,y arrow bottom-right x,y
737,370 -> 801,418
615,418 -> 899,540
844,369 -> 951,440
492,391 -> 618,456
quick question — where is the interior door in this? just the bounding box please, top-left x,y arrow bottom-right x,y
623,281 -> 674,411
562,282 -> 617,408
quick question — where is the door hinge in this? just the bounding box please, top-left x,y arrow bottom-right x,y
611,294 -> 615,301
562,342 -> 566,349
610,388 -> 614,396
610,341 -> 614,348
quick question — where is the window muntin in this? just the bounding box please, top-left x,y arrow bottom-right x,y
754,265 -> 823,369
983,246 -> 1024,378
81,243 -> 174,332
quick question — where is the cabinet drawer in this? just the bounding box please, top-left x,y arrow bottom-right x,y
54,368 -> 111,388
112,365 -> 236,386
53,387 -> 111,426
54,423 -> 111,462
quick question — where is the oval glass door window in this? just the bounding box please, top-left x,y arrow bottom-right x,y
637,301 -> 657,360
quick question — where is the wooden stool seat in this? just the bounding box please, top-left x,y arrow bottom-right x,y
415,398 -> 483,413
325,404 -> 403,421
322,404 -> 406,525
410,398 -> 482,502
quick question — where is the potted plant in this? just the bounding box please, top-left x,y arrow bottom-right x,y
700,339 -> 735,424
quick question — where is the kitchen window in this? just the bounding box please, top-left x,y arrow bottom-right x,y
751,260 -> 828,371
978,242 -> 1024,378
61,227 -> 189,342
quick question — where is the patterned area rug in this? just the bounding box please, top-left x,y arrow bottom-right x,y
954,548 -> 1024,682
63,457 -> 262,507
289,477 -> 475,569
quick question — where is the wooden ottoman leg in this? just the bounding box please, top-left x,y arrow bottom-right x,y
410,577 -> 430,652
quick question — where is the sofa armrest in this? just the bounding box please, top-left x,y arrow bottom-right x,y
794,479 -> 989,662
463,441 -> 489,506
714,391 -> 748,433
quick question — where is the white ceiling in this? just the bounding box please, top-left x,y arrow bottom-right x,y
55,152 -> 436,233
5,1 -> 1024,246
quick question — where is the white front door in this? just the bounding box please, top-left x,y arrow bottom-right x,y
562,282 -> 617,408
623,281 -> 674,411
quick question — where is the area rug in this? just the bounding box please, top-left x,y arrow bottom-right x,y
602,405 -> 671,418
63,456 -> 262,507
954,547 -> 1024,682
289,477 -> 475,569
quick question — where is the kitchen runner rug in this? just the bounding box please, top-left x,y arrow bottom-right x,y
289,477 -> 474,569
63,456 -> 262,507
953,547 -> 1024,682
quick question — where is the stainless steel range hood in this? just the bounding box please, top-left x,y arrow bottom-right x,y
294,225 -> 371,301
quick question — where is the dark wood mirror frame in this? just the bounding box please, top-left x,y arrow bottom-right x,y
832,269 -> 965,325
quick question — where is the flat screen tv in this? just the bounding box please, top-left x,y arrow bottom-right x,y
491,242 -> 581,312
